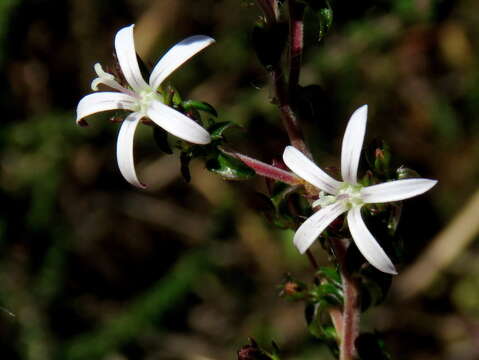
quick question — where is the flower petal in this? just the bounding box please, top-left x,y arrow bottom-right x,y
293,201 -> 348,254
347,207 -> 397,274
116,112 -> 146,188
361,178 -> 438,204
341,105 -> 368,184
147,101 -> 211,144
76,92 -> 136,125
114,24 -> 149,92
283,146 -> 342,194
149,35 -> 215,90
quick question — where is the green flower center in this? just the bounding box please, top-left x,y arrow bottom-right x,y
134,88 -> 164,114
313,183 -> 364,209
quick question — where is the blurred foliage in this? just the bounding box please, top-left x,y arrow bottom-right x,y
0,0 -> 477,360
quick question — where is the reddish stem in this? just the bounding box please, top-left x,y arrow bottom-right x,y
223,149 -> 302,185
272,68 -> 311,157
332,238 -> 360,360
288,0 -> 305,94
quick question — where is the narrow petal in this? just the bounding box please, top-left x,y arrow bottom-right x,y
147,101 -> 211,144
283,146 -> 342,194
116,112 -> 145,188
341,105 -> 368,184
294,201 -> 348,254
114,24 -> 149,92
76,92 -> 136,125
361,178 -> 438,204
149,35 -> 215,90
347,207 -> 397,274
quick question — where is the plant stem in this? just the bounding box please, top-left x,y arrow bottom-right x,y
332,238 -> 360,360
288,0 -> 305,94
272,66 -> 310,157
220,148 -> 302,185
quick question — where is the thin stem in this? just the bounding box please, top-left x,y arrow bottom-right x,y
332,238 -> 360,360
288,0 -> 305,94
272,67 -> 310,157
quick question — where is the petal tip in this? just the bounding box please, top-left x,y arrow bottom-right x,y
352,104 -> 368,120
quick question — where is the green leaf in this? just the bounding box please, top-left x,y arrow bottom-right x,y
152,126 -> 172,154
318,7 -> 333,40
206,153 -> 255,180
162,84 -> 182,106
208,121 -> 234,140
317,267 -> 341,286
182,100 -> 218,117
304,1 -> 333,42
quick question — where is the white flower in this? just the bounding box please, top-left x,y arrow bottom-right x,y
283,105 -> 437,274
76,24 -> 215,188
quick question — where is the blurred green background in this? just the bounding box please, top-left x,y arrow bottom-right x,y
0,0 -> 478,359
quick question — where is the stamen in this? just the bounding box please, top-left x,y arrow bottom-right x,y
91,63 -> 116,91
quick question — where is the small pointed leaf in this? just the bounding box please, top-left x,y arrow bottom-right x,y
208,121 -> 235,140
206,153 -> 255,180
182,100 -> 218,117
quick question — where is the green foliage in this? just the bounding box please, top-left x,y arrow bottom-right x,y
182,99 -> 218,118
206,152 -> 256,180
304,0 -> 333,41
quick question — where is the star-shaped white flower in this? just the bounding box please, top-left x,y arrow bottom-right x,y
76,24 -> 215,188
283,105 -> 437,274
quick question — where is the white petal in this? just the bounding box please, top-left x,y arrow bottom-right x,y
361,178 -> 438,204
293,201 -> 348,254
341,105 -> 368,184
116,112 -> 145,188
283,146 -> 342,194
76,92 -> 136,125
147,101 -> 211,144
114,24 -> 149,92
347,207 -> 397,274
149,35 -> 215,90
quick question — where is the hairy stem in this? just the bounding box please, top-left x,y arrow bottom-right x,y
223,148 -> 302,185
272,67 -> 310,157
288,0 -> 305,94
332,238 -> 360,360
